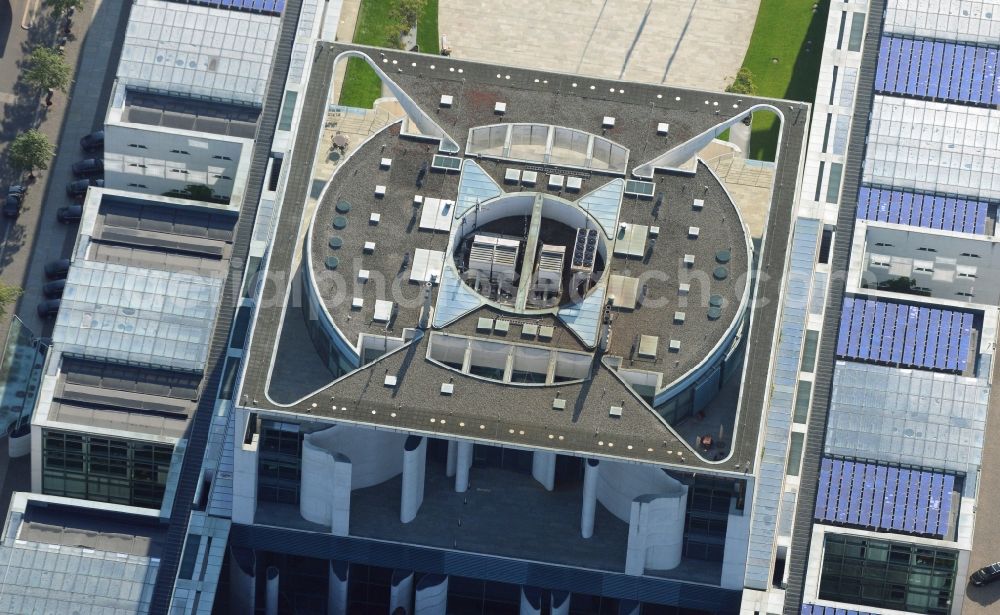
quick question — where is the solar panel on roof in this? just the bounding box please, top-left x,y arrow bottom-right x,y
169,0 -> 284,16
916,473 -> 932,534
837,297 -> 853,356
856,185 -> 989,234
876,35 -> 998,105
836,297 -> 972,373
803,606 -> 876,615
817,458 -> 832,519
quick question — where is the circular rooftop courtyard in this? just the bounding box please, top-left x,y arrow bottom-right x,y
307,119 -> 752,403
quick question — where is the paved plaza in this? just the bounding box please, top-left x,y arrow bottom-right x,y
439,0 -> 760,92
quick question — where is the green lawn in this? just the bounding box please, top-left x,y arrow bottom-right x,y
739,0 -> 829,160
338,0 -> 440,108
417,0 -> 439,54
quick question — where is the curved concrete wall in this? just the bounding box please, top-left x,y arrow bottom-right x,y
265,566 -> 279,615
626,491 -> 688,573
8,428 -> 31,459
596,460 -> 685,523
329,560 -> 349,615
300,439 -> 353,532
390,569 -> 414,615
228,546 -> 255,615
414,574 -> 449,615
305,424 -> 407,489
551,590 -> 570,615
519,586 -> 542,614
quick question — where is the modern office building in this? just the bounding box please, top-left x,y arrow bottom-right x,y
192,20 -> 813,608
7,0 -> 995,614
0,0 -> 292,613
739,1 -> 1000,615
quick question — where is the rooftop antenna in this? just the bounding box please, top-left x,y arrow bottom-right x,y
419,278 -> 434,329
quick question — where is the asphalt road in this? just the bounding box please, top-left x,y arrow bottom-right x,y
0,0 -> 129,341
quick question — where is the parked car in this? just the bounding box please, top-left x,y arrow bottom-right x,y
42,279 -> 65,298
971,562 -> 1000,586
2,185 -> 25,218
66,178 -> 103,197
36,299 -> 61,319
44,258 -> 71,279
79,130 -> 104,152
57,204 -> 83,224
72,158 -> 103,177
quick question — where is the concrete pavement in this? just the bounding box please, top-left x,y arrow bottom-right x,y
0,0 -> 130,339
963,346 -> 1000,613
439,0 -> 760,92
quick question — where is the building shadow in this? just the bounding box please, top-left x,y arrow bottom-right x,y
0,1 -> 12,58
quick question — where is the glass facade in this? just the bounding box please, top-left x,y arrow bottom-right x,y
819,533 -> 956,614
214,553 -> 713,615
257,420 -> 303,505
683,478 -> 732,562
42,429 -> 173,508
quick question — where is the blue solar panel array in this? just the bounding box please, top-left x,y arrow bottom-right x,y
875,36 -> 999,106
802,605 -> 877,615
837,297 -> 972,373
177,0 -> 285,15
815,459 -> 954,538
857,186 -> 990,234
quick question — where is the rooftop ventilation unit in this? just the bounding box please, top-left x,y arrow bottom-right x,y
534,244 -> 566,294
440,94 -> 453,107
468,234 -> 520,284
495,101 -> 507,114
603,116 -> 616,128
571,228 -> 599,273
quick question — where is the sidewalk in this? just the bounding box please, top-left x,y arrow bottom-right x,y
0,0 -> 130,339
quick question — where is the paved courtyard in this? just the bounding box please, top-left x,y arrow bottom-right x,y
439,0 -> 760,92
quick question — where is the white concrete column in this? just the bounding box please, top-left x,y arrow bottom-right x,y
581,459 -> 600,538
721,480 -> 752,590
519,586 -> 542,614
401,436 -> 427,523
550,590 -> 570,615
454,441 -> 473,493
30,420 -> 42,493
414,574 -> 449,615
265,566 -> 279,615
445,440 -> 458,477
327,560 -> 349,615
233,410 -> 259,525
531,450 -> 556,491
330,452 -> 352,535
390,569 -> 414,614
228,546 -> 255,615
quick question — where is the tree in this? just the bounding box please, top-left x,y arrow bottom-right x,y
24,47 -> 71,94
726,67 -> 757,96
391,0 -> 427,30
8,130 -> 54,177
44,0 -> 85,17
0,283 -> 22,316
